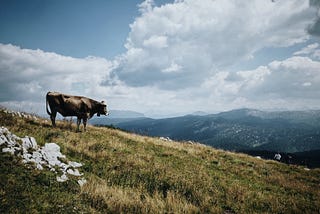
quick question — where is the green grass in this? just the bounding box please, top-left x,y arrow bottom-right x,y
1,109 -> 320,213
0,152 -> 89,213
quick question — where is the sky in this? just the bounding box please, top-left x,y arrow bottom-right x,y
1,0 -> 320,118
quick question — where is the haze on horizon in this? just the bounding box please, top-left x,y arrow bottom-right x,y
1,0 -> 320,118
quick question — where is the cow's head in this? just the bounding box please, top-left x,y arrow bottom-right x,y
97,101 -> 108,117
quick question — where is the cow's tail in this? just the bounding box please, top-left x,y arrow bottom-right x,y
46,92 -> 51,116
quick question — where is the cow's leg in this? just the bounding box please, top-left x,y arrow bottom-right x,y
76,117 -> 81,132
50,111 -> 57,127
83,118 -> 87,132
83,114 -> 89,131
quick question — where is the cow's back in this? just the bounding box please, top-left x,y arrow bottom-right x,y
47,92 -> 86,117
64,96 -> 89,116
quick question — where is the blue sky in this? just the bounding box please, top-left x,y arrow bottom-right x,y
0,0 -> 171,58
1,0 -> 320,117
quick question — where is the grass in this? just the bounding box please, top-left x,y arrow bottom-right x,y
0,152 -> 87,213
1,108 -> 320,213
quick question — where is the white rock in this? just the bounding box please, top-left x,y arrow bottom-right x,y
69,161 -> 83,168
57,173 -> 68,182
13,146 -> 21,151
2,147 -> 16,154
77,178 -> 87,187
36,164 -> 44,170
41,143 -> 65,167
22,153 -> 32,161
59,163 -> 69,172
31,151 -> 43,164
0,135 -> 7,145
67,168 -> 82,176
5,135 -> 17,147
160,137 -> 173,141
21,137 -> 38,150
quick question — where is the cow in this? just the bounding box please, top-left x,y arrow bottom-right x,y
46,91 -> 108,132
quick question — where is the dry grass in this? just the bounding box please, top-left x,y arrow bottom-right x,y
81,176 -> 199,213
1,108 -> 320,213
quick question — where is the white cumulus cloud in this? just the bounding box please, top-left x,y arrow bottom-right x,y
112,0 -> 316,89
162,61 -> 182,73
294,42 -> 320,60
200,55 -> 320,110
294,43 -> 319,55
0,43 -> 113,113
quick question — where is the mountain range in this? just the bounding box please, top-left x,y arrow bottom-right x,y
91,108 -> 320,154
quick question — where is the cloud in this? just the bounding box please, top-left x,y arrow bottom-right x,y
294,43 -> 319,55
111,0 -> 317,89
117,53 -> 320,115
294,42 -> 320,59
264,56 -> 320,99
143,35 -> 168,49
308,0 -> 320,37
162,61 -> 182,73
202,56 -> 320,109
138,0 -> 155,14
0,43 -> 113,110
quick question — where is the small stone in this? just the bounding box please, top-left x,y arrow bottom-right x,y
67,168 -> 82,176
57,174 -> 68,182
21,137 -> 38,150
36,164 -> 44,170
77,178 -> 87,186
2,147 -> 16,154
69,161 -> 83,168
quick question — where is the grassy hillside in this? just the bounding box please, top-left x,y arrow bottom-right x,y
1,109 -> 320,213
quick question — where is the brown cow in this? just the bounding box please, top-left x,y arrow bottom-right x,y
46,91 -> 108,131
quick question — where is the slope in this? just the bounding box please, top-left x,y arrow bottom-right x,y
0,109 -> 320,213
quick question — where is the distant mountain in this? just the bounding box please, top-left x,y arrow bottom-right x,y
236,108 -> 320,126
90,110 -> 146,126
190,111 -> 209,116
216,108 -> 320,126
107,110 -> 145,118
110,108 -> 320,153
